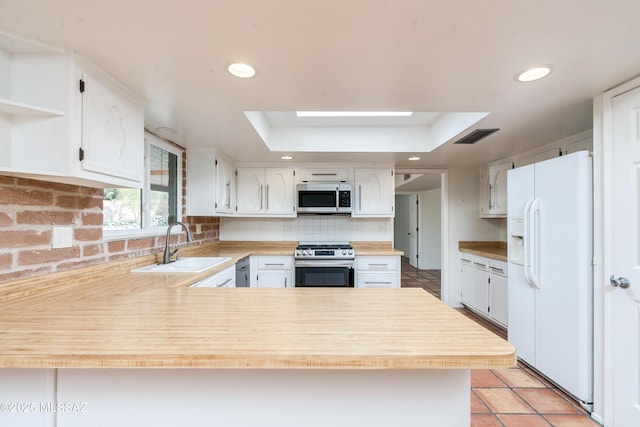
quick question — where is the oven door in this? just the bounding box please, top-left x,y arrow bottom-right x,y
295,260 -> 355,287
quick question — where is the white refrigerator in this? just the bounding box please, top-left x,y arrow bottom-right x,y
507,150 -> 593,408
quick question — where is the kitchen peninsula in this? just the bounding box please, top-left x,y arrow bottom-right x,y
0,242 -> 515,427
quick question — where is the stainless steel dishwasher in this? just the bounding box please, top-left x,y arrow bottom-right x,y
235,256 -> 250,287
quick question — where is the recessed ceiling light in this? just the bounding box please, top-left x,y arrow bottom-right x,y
280,155 -> 293,160
408,156 -> 421,161
228,63 -> 256,78
296,111 -> 413,118
515,65 -> 553,82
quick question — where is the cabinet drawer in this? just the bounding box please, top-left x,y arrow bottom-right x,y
471,256 -> 489,271
189,266 -> 235,288
489,259 -> 507,277
356,256 -> 400,271
257,256 -> 293,270
460,252 -> 473,264
356,272 -> 400,288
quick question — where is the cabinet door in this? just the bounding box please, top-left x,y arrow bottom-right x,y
489,274 -> 508,327
215,156 -> 234,214
460,262 -> 475,306
79,71 -> 144,184
478,168 -> 491,216
488,163 -> 510,215
354,168 -> 395,216
256,271 -> 290,288
265,168 -> 295,215
471,269 -> 490,316
186,150 -> 216,216
236,168 -> 265,214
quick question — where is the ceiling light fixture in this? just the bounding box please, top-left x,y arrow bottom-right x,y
515,65 -> 553,82
280,155 -> 293,160
228,63 -> 256,78
296,111 -> 413,118
408,156 -> 421,161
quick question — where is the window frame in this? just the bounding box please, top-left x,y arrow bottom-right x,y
103,132 -> 184,241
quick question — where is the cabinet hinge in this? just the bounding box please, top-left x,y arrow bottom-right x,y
293,170 -> 296,176
78,147 -> 85,161
215,159 -> 218,166
79,79 -> 85,93
559,148 -> 563,157
511,162 -> 515,169
391,170 -> 394,176
235,170 -> 238,176
215,202 -> 218,209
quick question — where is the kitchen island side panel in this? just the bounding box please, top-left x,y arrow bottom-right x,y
55,369 -> 470,427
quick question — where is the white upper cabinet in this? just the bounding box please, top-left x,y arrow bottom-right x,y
236,167 -> 295,216
296,168 -> 350,183
77,62 -> 144,184
236,167 -> 265,214
0,31 -> 144,188
479,163 -> 510,217
186,149 -> 235,216
353,168 -> 395,217
215,154 -> 234,214
186,149 -> 216,216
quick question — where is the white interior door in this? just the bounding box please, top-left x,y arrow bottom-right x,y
408,194 -> 418,268
393,195 -> 410,255
608,84 -> 640,426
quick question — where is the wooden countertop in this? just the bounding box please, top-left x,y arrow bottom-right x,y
0,287 -> 514,369
0,241 -> 514,369
458,241 -> 507,261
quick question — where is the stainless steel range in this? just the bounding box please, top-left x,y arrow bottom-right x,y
294,242 -> 355,287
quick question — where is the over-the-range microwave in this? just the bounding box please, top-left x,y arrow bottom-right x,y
297,182 -> 352,214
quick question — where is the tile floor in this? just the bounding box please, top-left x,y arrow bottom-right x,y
400,258 -> 601,427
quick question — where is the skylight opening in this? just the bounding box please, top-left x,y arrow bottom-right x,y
296,111 -> 414,118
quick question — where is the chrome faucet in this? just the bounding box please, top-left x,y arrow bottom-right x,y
163,221 -> 193,264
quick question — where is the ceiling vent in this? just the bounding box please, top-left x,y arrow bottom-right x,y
453,128 -> 499,145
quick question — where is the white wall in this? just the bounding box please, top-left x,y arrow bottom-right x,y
445,167 -> 504,307
419,188 -> 441,269
220,216 -> 393,242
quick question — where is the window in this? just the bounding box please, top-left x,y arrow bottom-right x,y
103,133 -> 183,235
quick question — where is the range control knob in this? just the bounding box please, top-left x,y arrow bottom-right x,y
342,250 -> 347,255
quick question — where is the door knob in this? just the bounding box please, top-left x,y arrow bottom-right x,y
609,275 -> 631,289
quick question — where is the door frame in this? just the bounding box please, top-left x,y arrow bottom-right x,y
593,74 -> 640,425
394,169 -> 448,301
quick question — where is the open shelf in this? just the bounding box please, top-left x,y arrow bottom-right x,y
0,98 -> 65,116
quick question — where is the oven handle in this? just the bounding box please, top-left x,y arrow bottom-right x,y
294,260 -> 355,268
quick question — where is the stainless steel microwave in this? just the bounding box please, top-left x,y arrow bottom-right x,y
297,183 -> 353,214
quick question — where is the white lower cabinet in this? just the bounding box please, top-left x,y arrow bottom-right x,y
460,253 -> 507,327
189,266 -> 235,288
355,256 -> 401,288
251,256 -> 293,288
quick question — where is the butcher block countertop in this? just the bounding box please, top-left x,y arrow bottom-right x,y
0,242 -> 513,370
458,241 -> 508,261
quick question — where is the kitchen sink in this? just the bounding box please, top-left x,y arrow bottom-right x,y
130,257 -> 232,273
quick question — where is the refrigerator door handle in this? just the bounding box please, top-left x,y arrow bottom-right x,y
529,198 -> 541,289
523,198 -> 535,287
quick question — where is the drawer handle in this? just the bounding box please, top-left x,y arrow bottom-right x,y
474,262 -> 487,268
265,263 -> 285,266
217,278 -> 233,287
490,267 -> 504,273
365,281 -> 392,285
368,263 -> 389,267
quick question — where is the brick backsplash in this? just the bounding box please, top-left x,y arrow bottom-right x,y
0,169 -> 219,283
